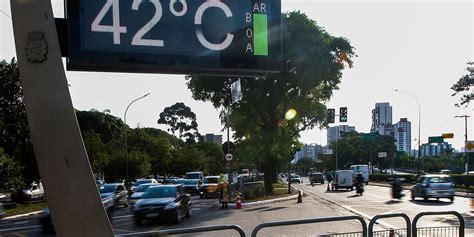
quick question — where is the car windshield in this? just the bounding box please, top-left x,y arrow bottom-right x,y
428,177 -> 453,183
203,177 -> 219,184
186,173 -> 201,179
99,185 -> 116,193
141,186 -> 177,199
135,184 -> 155,192
134,180 -> 151,186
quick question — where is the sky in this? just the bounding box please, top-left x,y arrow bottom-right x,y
0,0 -> 473,150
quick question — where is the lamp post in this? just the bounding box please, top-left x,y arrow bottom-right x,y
124,93 -> 150,181
455,115 -> 470,194
395,89 -> 422,173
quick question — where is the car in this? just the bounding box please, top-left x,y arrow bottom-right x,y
131,178 -> 159,192
289,175 -> 303,183
174,179 -> 201,194
309,173 -> 324,184
96,180 -> 105,186
23,181 -> 45,201
199,176 -> 220,198
185,171 -> 204,180
411,174 -> 454,202
133,185 -> 191,225
331,170 -> 354,191
128,183 -> 161,206
350,165 -> 369,185
99,183 -> 129,209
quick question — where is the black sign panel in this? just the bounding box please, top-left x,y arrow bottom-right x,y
66,0 -> 281,76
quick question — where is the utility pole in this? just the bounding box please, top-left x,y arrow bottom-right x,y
455,115 -> 470,194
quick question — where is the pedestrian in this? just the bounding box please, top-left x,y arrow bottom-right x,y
218,174 -> 229,209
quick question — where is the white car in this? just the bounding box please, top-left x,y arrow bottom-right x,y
289,175 -> 303,183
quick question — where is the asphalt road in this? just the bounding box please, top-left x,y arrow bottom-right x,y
1,180 -> 472,236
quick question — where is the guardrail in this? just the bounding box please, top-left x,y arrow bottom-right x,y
251,215 -> 367,237
368,213 -> 411,237
116,224 -> 246,237
412,211 -> 464,237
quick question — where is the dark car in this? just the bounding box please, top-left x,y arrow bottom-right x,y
99,183 -> 129,209
309,173 -> 325,184
174,179 -> 200,194
198,176 -> 220,198
131,179 -> 159,192
133,185 -> 191,225
128,183 -> 161,207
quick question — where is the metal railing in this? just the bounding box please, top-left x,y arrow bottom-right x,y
251,215 -> 367,237
368,213 -> 411,237
116,224 -> 246,237
412,211 -> 465,237
372,228 -> 407,237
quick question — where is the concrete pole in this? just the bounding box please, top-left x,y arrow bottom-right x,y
10,0 -> 113,236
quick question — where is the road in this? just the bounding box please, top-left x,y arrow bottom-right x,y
1,181 -> 472,236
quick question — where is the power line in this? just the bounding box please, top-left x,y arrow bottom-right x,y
0,10 -> 11,19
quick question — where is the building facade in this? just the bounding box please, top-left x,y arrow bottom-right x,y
292,144 -> 324,164
371,102 -> 393,136
201,133 -> 223,145
420,142 -> 453,157
327,125 -> 356,144
394,118 -> 412,153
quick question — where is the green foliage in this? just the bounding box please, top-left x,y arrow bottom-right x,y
0,58 -> 37,183
157,102 -> 199,144
296,158 -> 315,174
369,174 -> 416,183
186,11 -> 355,193
450,174 -> 474,188
451,62 -> 474,107
241,181 -> 265,200
0,148 -> 24,191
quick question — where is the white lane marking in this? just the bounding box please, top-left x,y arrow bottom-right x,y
0,225 -> 42,233
112,214 -> 133,219
13,221 -> 29,225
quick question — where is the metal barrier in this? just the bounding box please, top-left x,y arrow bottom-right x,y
368,213 -> 411,237
116,224 -> 246,237
412,211 -> 465,237
251,215 -> 367,237
371,228 -> 407,237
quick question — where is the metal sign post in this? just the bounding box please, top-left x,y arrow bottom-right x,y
10,0 -> 113,236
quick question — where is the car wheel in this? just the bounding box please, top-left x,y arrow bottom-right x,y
199,194 -> 203,199
449,196 -> 454,202
366,182 -> 368,185
411,192 -> 415,200
134,216 -> 142,226
350,187 -> 354,191
174,211 -> 182,224
186,208 -> 191,218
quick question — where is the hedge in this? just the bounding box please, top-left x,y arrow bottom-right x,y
241,181 -> 265,200
369,174 -> 474,188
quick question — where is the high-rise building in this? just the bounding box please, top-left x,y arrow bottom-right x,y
394,118 -> 412,153
327,125 -> 356,144
292,143 -> 324,164
371,102 -> 393,136
420,142 -> 452,157
201,133 -> 223,145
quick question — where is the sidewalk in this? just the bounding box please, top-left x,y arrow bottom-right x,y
370,181 -> 473,198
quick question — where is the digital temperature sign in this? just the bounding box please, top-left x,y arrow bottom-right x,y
66,0 -> 281,76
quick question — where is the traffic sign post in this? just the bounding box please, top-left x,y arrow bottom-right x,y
66,0 -> 282,76
378,152 -> 387,158
442,133 -> 454,139
225,153 -> 234,162
363,132 -> 378,141
428,136 -> 444,144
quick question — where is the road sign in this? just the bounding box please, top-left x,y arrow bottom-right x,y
363,132 -> 378,141
466,141 -> 474,152
378,152 -> 387,158
225,153 -> 233,162
428,136 -> 444,143
442,133 -> 454,139
66,0 -> 282,76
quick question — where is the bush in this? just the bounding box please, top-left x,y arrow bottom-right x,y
242,181 -> 265,200
272,188 -> 288,196
369,174 -> 416,183
450,174 -> 474,188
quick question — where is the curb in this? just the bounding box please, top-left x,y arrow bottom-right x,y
229,192 -> 300,208
1,210 -> 43,221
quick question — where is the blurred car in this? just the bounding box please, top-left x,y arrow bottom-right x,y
99,183 -> 129,209
289,175 -> 303,183
309,173 -> 324,184
23,181 -> 45,201
411,174 -> 454,202
128,183 -> 161,206
199,176 -> 220,198
331,170 -> 354,191
96,180 -> 105,186
133,185 -> 191,225
131,178 -> 159,192
174,179 -> 200,194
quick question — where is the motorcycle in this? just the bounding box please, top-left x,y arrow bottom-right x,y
355,182 -> 364,195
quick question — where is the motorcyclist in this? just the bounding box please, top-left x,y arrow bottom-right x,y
391,177 -> 404,199
355,172 -> 364,195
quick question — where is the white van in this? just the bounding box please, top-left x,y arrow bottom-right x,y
23,181 -> 45,200
350,165 -> 369,185
331,170 -> 354,191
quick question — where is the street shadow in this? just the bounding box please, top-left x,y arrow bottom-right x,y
384,200 -> 402,205
347,194 -> 362,198
242,206 -> 270,212
409,200 -> 453,206
260,207 -> 288,212
440,214 -> 474,228
325,189 -> 352,193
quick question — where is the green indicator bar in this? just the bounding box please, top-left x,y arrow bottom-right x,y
253,13 -> 268,56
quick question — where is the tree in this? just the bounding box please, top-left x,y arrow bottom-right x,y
0,148 -> 24,191
451,62 -> 474,107
158,102 -> 199,144
186,12 -> 355,193
82,131 -> 109,176
0,58 -> 38,183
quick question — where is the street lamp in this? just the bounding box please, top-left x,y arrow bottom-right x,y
395,89 -> 422,173
124,93 -> 150,181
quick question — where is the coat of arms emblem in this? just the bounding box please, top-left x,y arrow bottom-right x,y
25,31 -> 48,63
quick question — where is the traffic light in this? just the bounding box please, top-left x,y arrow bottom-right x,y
327,109 -> 335,123
340,107 -> 348,122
